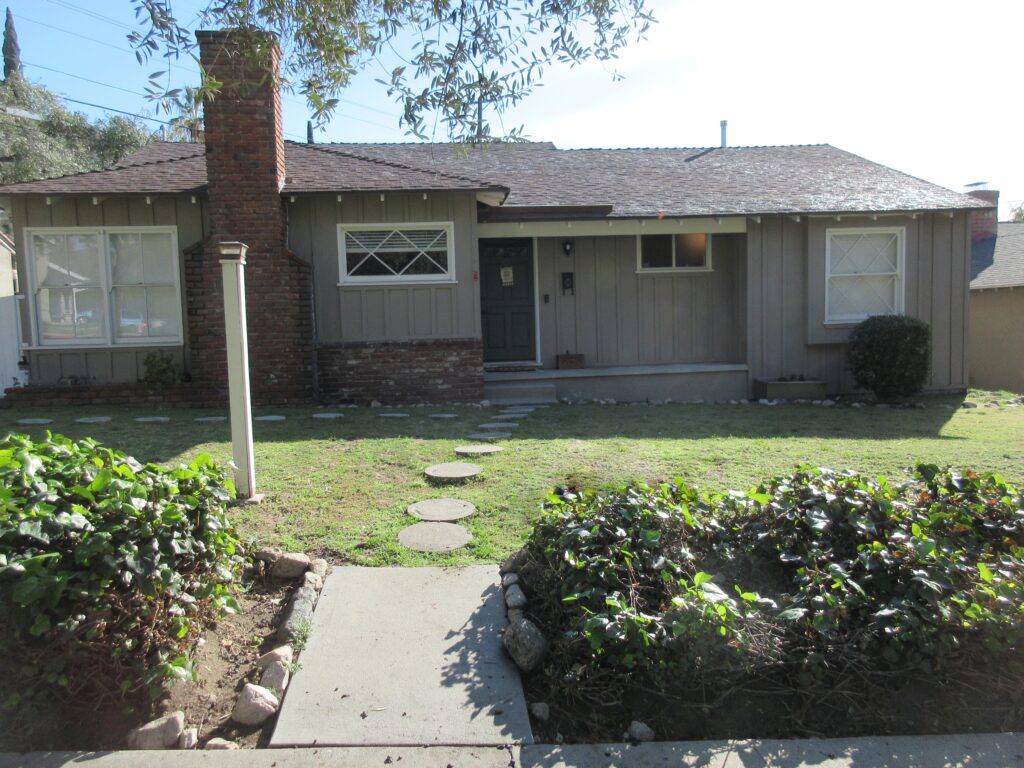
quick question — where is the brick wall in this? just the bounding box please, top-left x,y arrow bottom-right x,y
317,339 -> 484,404
191,30 -> 314,406
1,383 -> 221,409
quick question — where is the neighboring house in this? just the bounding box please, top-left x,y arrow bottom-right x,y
0,31 -> 989,407
970,207 -> 1024,393
0,230 -> 27,394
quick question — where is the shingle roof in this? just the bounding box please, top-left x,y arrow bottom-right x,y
332,142 -> 987,217
0,140 -> 987,218
971,223 -> 1024,290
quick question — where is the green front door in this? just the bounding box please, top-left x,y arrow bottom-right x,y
480,239 -> 535,363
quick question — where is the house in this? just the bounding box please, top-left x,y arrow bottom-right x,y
0,230 -> 26,393
969,195 -> 1024,393
0,30 -> 990,407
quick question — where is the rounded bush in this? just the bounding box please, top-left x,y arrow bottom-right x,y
846,314 -> 931,401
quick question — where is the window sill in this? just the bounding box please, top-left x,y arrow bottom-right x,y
635,268 -> 713,276
338,279 -> 457,288
23,341 -> 183,351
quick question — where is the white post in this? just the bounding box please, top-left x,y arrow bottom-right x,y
218,242 -> 256,499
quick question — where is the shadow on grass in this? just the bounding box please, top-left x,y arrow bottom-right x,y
0,398 -> 972,464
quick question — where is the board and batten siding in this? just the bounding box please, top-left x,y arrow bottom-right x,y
10,195 -> 206,384
536,234 -> 747,369
287,192 -> 481,344
746,213 -> 970,393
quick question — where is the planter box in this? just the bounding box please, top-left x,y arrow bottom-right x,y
752,378 -> 827,401
557,354 -> 585,370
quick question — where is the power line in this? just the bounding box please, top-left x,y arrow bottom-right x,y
24,61 -> 148,98
57,95 -> 171,126
43,0 -> 135,31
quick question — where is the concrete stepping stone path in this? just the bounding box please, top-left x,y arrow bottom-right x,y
379,412 -> 410,418
478,422 -> 518,429
407,498 -> 476,522
428,413 -> 458,419
134,416 -> 169,423
194,416 -> 227,422
455,444 -> 504,457
254,415 -> 286,421
425,461 -> 481,482
312,412 -> 344,419
16,418 -> 53,425
270,566 -> 532,747
398,521 -> 473,552
467,432 -> 512,441
75,416 -> 112,424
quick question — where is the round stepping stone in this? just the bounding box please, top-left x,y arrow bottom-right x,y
312,412 -> 344,419
75,416 -> 111,424
501,407 -> 535,413
379,413 -> 410,418
455,444 -> 504,457
407,498 -> 476,521
478,422 -> 519,429
429,413 -> 458,419
466,432 -> 512,441
424,462 -> 482,482
16,418 -> 52,425
398,522 -> 472,552
134,416 -> 169,423
195,416 -> 227,422
254,415 -> 286,421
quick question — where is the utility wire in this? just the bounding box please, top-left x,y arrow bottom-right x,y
24,61 -> 148,98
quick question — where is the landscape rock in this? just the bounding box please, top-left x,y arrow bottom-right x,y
530,702 -> 551,721
309,558 -> 329,579
273,552 -> 311,579
499,549 -> 529,575
371,400 -> 382,408
278,585 -> 318,642
506,608 -> 524,624
260,660 -> 291,693
503,617 -> 548,672
627,720 -> 655,742
125,710 -> 185,750
962,402 -> 979,409
232,683 -> 280,726
178,727 -> 198,750
303,571 -> 324,591
821,399 -> 836,407
501,572 -> 519,588
256,644 -> 293,670
504,583 -> 528,609
254,547 -> 282,564
204,738 -> 240,750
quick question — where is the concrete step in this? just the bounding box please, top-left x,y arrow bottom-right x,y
483,382 -> 558,405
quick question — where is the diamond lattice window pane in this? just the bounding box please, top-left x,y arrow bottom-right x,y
830,233 -> 898,275
828,275 -> 896,318
344,228 -> 449,278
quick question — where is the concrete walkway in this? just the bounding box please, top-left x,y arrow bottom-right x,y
7,732 -> 1023,766
270,566 -> 533,747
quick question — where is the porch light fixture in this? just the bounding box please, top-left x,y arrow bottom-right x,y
562,239 -> 574,256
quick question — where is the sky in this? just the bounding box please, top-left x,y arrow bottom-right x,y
4,0 -> 1022,219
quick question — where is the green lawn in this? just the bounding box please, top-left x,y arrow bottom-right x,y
3,391 -> 1022,566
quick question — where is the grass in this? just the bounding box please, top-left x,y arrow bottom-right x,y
2,390 -> 1022,566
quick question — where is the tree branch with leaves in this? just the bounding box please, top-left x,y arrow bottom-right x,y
128,0 -> 654,141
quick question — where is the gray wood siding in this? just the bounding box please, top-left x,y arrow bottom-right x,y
10,195 -> 206,384
536,234 -> 746,368
287,192 -> 481,343
747,213 -> 970,393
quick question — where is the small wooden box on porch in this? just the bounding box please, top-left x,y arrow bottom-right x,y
557,354 -> 584,370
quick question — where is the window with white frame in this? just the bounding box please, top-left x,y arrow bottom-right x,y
825,227 -> 904,323
339,223 -> 454,284
637,233 -> 711,272
28,227 -> 181,346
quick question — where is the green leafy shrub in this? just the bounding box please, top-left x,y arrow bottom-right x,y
846,314 -> 931,400
142,351 -> 182,387
0,432 -> 242,703
522,465 -> 1024,724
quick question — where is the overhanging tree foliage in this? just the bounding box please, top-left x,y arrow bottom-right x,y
129,0 -> 654,140
0,77 -> 152,184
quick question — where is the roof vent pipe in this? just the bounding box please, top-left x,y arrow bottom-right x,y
720,120 -> 727,148
306,120 -> 314,144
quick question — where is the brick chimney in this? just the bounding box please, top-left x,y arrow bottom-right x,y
187,30 -> 313,404
967,189 -> 999,242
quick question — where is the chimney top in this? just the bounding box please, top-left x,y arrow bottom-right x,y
719,120 -> 727,149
